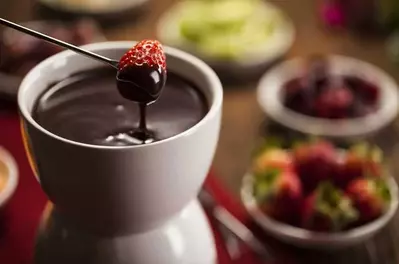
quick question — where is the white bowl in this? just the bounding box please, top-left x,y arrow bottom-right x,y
0,147 -> 19,208
257,55 -> 399,138
241,173 -> 399,249
19,41 -> 223,235
157,1 -> 295,81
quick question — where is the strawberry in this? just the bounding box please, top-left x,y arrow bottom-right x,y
360,82 -> 379,105
336,143 -> 384,188
347,178 -> 391,223
252,149 -> 294,174
314,86 -> 354,119
254,167 -> 302,224
284,78 -> 314,115
301,182 -> 358,232
117,40 -> 167,103
293,140 -> 339,193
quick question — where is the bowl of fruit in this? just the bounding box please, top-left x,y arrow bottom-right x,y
157,0 -> 295,82
257,55 -> 399,138
241,140 -> 398,249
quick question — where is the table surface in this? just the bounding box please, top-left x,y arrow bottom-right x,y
2,0 -> 399,263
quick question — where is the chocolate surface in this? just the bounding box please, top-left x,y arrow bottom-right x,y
33,68 -> 208,146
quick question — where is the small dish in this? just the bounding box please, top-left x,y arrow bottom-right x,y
38,0 -> 148,15
0,147 -> 19,208
157,0 -> 295,82
257,55 -> 399,138
241,152 -> 399,250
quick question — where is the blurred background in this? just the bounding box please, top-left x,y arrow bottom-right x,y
2,0 -> 399,263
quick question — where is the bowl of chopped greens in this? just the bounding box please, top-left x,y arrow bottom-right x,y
157,0 -> 295,82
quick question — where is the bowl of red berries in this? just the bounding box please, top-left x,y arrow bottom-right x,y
241,140 -> 398,249
257,55 -> 399,138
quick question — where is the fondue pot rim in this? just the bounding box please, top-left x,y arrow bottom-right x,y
18,41 -> 223,150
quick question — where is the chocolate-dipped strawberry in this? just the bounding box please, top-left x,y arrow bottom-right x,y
117,40 -> 167,103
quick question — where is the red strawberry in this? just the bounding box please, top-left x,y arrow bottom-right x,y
253,149 -> 294,174
347,178 -> 391,223
301,182 -> 358,232
254,168 -> 302,224
336,144 -> 384,188
293,140 -> 338,193
117,40 -> 167,103
314,86 -> 354,119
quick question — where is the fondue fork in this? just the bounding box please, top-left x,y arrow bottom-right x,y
199,189 -> 274,262
0,18 -> 120,69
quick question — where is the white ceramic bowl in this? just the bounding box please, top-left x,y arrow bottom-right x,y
157,0 -> 295,81
0,147 -> 19,208
257,55 -> 399,138
241,173 -> 399,249
19,41 -> 223,236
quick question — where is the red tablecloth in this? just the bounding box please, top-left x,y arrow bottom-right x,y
0,109 -> 296,264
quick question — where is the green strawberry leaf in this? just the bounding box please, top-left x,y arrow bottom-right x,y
315,182 -> 359,231
253,168 -> 281,203
375,178 -> 391,204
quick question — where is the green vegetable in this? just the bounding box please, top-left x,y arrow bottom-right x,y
177,0 -> 279,59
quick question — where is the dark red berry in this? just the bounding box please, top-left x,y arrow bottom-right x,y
293,140 -> 339,193
314,86 -> 354,119
347,178 -> 390,223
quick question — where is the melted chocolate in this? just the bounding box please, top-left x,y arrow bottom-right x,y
33,68 -> 207,146
116,64 -> 166,103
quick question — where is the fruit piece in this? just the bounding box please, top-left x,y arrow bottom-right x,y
337,143 -> 384,188
314,85 -> 354,119
252,149 -> 294,174
345,76 -> 380,106
301,182 -> 358,232
117,40 -> 167,103
283,78 -> 314,115
360,82 -> 379,105
254,167 -> 302,223
118,39 -> 166,72
293,140 -> 338,193
347,178 -> 391,222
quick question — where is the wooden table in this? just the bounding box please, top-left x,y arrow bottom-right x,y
1,0 -> 399,263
